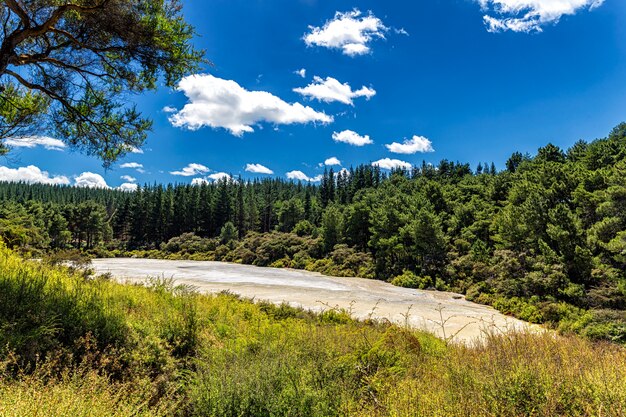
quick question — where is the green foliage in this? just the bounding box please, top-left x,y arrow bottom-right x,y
391,270 -> 433,289
292,219 -> 315,236
0,244 -> 126,368
321,204 -> 343,253
0,0 -> 204,166
161,232 -> 216,254
2,123 -> 626,341
1,247 -> 625,416
219,221 -> 238,246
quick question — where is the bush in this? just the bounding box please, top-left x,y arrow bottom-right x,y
391,270 -> 434,289
161,233 -> 216,254
0,245 -> 126,369
292,220 -> 315,237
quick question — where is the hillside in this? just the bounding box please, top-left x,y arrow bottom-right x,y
1,124 -> 626,342
0,245 -> 625,416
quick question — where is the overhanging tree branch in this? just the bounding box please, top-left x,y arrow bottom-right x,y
0,0 -> 205,166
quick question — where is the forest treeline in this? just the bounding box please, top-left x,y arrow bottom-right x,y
1,124 -> 626,342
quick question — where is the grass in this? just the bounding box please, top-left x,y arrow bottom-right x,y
0,243 -> 625,416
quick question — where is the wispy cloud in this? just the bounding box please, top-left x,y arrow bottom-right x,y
478,0 -> 605,33
294,76 -> 375,106
5,136 -> 66,151
120,162 -> 145,174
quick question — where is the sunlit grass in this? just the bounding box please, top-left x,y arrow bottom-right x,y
0,244 -> 624,416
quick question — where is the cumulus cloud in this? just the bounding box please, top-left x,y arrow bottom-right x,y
191,172 -> 231,184
191,178 -> 209,186
478,0 -> 604,33
324,157 -> 342,166
372,158 -> 412,170
208,172 -> 231,182
0,165 -> 70,185
170,163 -> 210,177
118,183 -> 138,192
332,130 -> 373,146
295,68 -> 307,78
286,171 -> 322,182
75,172 -> 109,189
294,76 -> 376,105
246,163 -> 274,175
385,135 -> 435,154
304,9 -> 388,56
168,74 -> 333,136
120,175 -> 137,183
5,136 -> 66,151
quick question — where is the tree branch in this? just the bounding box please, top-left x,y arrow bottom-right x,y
10,1 -> 109,46
4,0 -> 30,29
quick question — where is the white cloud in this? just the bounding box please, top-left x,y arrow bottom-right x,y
163,106 -> 177,113
338,168 -> 351,176
385,135 -> 435,154
170,163 -> 210,177
127,146 -> 144,154
478,0 -> 604,33
0,165 -> 70,185
208,172 -> 231,182
294,76 -> 376,106
191,172 -> 231,184
120,162 -> 145,173
191,178 -> 209,186
286,170 -> 322,182
324,157 -> 342,166
120,162 -> 143,169
120,175 -> 137,183
75,172 -> 109,189
332,130 -> 373,146
372,158 -> 412,170
168,74 -> 333,136
295,68 -> 307,78
5,136 -> 66,151
245,163 -> 274,175
118,183 -> 138,192
304,9 -> 388,56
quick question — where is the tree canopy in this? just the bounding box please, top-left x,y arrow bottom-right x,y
4,124 -> 626,342
0,0 -> 203,166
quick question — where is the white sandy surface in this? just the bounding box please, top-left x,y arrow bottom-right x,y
92,258 -> 534,343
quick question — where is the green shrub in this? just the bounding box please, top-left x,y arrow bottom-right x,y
391,270 -> 434,289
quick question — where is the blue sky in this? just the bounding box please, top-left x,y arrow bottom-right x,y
3,0 -> 626,189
